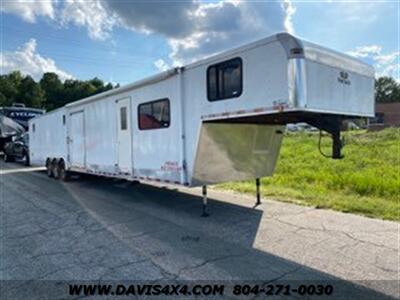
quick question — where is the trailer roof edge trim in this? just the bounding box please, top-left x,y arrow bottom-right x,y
66,68 -> 180,108
28,106 -> 65,123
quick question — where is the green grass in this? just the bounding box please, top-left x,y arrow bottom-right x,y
217,128 -> 400,221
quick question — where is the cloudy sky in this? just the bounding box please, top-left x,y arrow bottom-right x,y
0,0 -> 398,84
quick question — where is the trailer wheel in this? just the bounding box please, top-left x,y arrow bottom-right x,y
23,151 -> 30,166
52,159 -> 60,179
58,160 -> 69,182
46,158 -> 53,177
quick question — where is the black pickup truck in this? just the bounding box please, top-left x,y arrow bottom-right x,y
4,133 -> 30,165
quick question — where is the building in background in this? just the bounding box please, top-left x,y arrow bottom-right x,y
369,102 -> 400,129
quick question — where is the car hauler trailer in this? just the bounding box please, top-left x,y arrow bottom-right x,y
29,33 -> 374,216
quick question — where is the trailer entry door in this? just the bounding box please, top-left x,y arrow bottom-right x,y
69,111 -> 85,168
116,98 -> 132,174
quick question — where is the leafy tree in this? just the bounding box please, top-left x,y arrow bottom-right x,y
78,82 -> 97,99
40,73 -> 63,110
60,78 -> 113,107
375,76 -> 400,103
8,71 -> 23,85
0,92 -> 7,106
18,76 -> 46,108
89,77 -> 104,90
0,71 -> 23,105
0,71 -> 114,110
0,77 -> 17,106
62,79 -> 90,105
105,82 -> 114,90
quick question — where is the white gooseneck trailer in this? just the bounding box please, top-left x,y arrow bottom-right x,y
29,33 -> 374,215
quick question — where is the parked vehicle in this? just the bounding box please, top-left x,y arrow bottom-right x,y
286,124 -> 299,132
295,122 -> 319,132
0,114 -> 25,152
28,33 -> 374,215
4,132 -> 30,165
345,121 -> 360,130
286,123 -> 318,132
0,103 -> 45,130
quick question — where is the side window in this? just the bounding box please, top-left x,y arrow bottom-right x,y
207,57 -> 242,101
120,107 -> 127,130
138,99 -> 170,130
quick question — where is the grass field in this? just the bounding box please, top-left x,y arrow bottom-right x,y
218,128 -> 400,221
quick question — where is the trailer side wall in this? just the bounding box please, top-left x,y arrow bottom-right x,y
183,40 -> 289,184
29,109 -> 67,166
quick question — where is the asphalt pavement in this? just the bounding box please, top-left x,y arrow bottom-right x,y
0,160 -> 399,299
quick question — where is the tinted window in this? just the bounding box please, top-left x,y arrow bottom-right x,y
138,99 -> 170,130
207,57 -> 242,101
207,67 -> 217,100
120,107 -> 127,130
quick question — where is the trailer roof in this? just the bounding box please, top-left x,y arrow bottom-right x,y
66,67 -> 180,108
65,33 -> 287,109
64,32 -> 373,109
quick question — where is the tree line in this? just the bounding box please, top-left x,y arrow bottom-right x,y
0,71 -> 118,111
0,71 -> 398,111
375,76 -> 400,103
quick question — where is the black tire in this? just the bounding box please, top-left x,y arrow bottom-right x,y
58,160 -> 69,182
46,159 -> 53,177
52,159 -> 60,179
23,151 -> 30,166
4,153 -> 15,162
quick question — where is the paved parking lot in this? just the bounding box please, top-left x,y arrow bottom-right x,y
0,160 -> 399,299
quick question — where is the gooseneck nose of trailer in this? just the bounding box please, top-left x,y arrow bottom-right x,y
275,32 -> 374,159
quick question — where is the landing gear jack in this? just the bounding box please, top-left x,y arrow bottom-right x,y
255,178 -> 261,207
331,130 -> 344,159
201,185 -> 209,217
308,116 -> 344,159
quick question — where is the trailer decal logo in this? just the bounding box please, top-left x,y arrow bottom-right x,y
338,71 -> 351,85
161,161 -> 182,172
